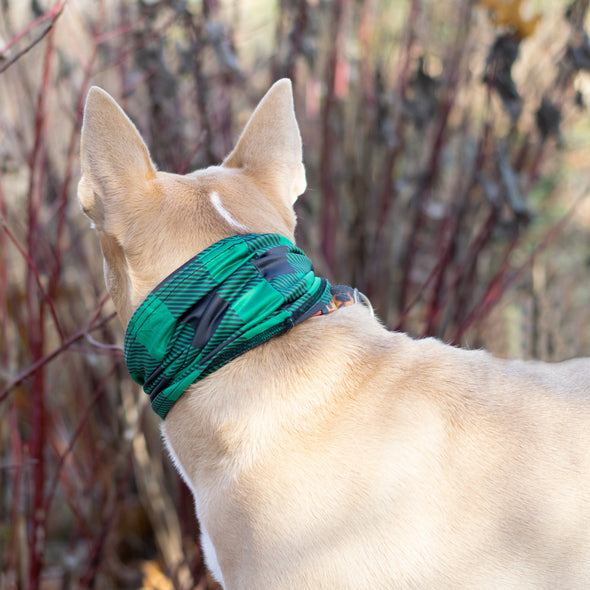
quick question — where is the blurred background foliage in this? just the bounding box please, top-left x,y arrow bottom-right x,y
1,0 -> 590,588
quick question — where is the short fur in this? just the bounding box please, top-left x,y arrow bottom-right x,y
79,79 -> 590,589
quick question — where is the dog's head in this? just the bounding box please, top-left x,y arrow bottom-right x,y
78,79 -> 306,325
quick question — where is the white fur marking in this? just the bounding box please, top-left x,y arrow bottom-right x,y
160,424 -> 225,587
210,191 -> 248,231
200,526 -> 225,587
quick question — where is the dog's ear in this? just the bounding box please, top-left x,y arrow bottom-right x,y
78,86 -> 156,230
223,78 -> 306,208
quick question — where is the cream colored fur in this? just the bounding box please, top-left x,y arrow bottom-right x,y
79,79 -> 590,589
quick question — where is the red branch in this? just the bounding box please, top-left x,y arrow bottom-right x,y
0,1 -> 66,73
0,305 -> 117,404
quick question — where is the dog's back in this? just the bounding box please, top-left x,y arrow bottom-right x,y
163,306 -> 590,589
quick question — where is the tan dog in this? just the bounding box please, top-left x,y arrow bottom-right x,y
79,79 -> 590,589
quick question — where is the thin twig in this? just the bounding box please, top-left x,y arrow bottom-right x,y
452,207 -> 577,344
0,216 -> 65,341
0,307 -> 116,403
0,1 -> 66,74
44,362 -> 119,513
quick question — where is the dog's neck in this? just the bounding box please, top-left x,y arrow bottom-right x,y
124,233 -> 361,418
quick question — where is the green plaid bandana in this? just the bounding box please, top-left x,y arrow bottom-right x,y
124,233 -> 356,419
